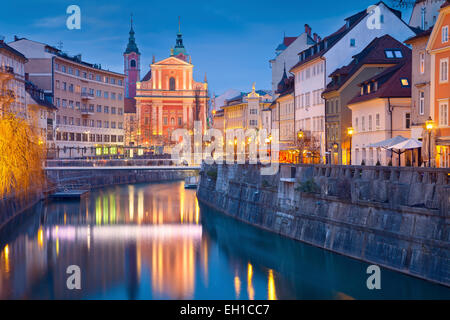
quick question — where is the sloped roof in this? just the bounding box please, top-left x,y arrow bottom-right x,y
0,40 -> 27,61
141,69 -> 152,81
290,1 -> 411,72
348,57 -> 412,105
323,34 -> 411,93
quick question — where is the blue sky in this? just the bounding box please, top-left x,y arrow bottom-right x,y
0,0 -> 412,95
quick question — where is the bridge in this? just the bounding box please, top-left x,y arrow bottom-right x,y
45,159 -> 201,190
45,165 -> 201,171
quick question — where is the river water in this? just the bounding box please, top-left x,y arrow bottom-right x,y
0,181 -> 448,300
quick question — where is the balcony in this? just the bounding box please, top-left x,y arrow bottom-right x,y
80,108 -> 94,116
81,92 -> 94,100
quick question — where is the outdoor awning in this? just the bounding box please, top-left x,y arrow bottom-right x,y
367,136 -> 408,149
388,138 -> 422,150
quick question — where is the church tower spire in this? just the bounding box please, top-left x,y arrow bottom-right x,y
173,16 -> 188,58
125,14 -> 140,55
124,13 -> 141,99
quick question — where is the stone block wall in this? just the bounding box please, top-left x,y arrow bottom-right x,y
197,163 -> 450,286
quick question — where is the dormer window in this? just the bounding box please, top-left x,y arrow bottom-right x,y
400,78 -> 410,87
367,84 -> 371,94
360,86 -> 364,95
374,82 -> 378,91
385,49 -> 403,59
350,39 -> 356,47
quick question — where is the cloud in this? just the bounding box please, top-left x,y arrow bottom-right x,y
33,15 -> 66,28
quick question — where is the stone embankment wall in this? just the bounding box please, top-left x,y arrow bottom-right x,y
197,163 -> 449,286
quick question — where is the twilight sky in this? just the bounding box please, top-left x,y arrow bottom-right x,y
0,0 -> 412,95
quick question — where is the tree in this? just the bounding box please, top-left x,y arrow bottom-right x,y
295,131 -> 321,164
390,0 -> 416,8
0,79 -> 45,198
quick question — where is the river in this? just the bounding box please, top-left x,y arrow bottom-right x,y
0,181 -> 448,299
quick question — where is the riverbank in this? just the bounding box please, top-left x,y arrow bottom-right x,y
197,163 -> 450,287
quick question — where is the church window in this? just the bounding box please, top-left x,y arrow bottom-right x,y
169,77 -> 176,90
130,59 -> 136,68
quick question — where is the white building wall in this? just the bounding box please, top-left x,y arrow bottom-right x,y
271,33 -> 314,93
409,0 -> 445,30
293,2 -> 416,161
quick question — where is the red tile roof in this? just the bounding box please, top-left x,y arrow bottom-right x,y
283,37 -> 297,47
347,57 -> 412,105
323,34 -> 411,94
290,1 -> 412,72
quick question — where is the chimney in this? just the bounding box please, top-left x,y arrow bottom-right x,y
304,24 -> 311,36
14,35 -> 19,41
313,33 -> 318,42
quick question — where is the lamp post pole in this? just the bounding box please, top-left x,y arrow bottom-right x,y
347,127 -> 354,165
426,117 -> 435,168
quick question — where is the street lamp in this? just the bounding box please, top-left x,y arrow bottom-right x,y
425,117 -> 435,168
347,127 -> 354,165
297,130 -> 304,141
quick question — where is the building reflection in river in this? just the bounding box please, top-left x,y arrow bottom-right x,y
0,182 -> 205,299
1,181 -> 449,300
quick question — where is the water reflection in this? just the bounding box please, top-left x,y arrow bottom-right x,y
0,181 -> 449,300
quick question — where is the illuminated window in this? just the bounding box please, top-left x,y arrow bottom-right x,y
400,78 -> 410,87
420,52 -> 425,74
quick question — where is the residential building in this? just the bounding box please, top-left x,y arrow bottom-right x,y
323,35 -> 411,165
426,0 -> 450,167
404,0 -> 444,164
25,80 -> 57,152
269,26 -> 316,93
273,67 -> 296,163
409,0 -> 446,30
347,58 -> 413,166
222,85 -> 272,132
291,1 -> 417,162
0,40 -> 27,118
9,38 -> 126,158
135,25 -> 208,149
211,108 -> 225,135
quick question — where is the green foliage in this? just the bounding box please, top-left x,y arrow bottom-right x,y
296,179 -> 320,194
206,168 -> 218,180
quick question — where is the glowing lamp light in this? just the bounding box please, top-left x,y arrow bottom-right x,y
426,117 -> 435,131
347,127 -> 354,136
297,131 -> 304,140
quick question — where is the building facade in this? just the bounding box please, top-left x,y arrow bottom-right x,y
291,2 -> 417,163
323,35 -> 412,165
0,40 -> 27,118
135,28 -> 208,149
222,85 -> 272,132
347,60 -> 413,166
427,0 -> 450,167
9,38 -> 126,158
409,0 -> 446,30
269,25 -> 316,93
